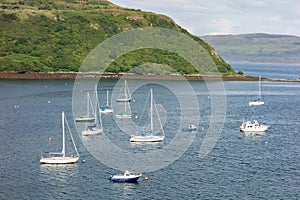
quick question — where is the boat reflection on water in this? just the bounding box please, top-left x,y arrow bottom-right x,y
242,131 -> 267,136
40,163 -> 78,177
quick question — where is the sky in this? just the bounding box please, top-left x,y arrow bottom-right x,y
110,0 -> 300,36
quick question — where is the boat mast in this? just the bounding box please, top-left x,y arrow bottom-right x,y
65,113 -> 79,157
150,88 -> 153,132
94,85 -> 98,123
124,100 -> 127,113
106,90 -> 109,106
87,92 -> 90,117
95,85 -> 102,127
124,80 -> 127,99
258,76 -> 261,99
62,111 -> 65,157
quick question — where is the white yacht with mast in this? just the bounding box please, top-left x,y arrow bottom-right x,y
75,92 -> 95,122
82,85 -> 104,136
99,90 -> 113,114
249,76 -> 264,106
116,80 -> 132,102
40,112 -> 80,164
130,88 -> 165,142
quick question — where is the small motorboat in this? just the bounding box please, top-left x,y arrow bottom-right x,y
240,120 -> 268,132
182,124 -> 197,131
109,170 -> 142,183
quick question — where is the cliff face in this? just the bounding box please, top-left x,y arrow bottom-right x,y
0,0 -> 234,74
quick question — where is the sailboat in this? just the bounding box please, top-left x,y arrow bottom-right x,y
99,90 -> 113,114
130,88 -> 165,142
40,111 -> 80,164
75,92 -> 95,122
115,99 -> 132,119
116,80 -> 132,102
249,76 -> 264,106
82,85 -> 104,136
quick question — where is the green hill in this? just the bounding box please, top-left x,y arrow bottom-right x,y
0,0 -> 234,75
201,33 -> 300,64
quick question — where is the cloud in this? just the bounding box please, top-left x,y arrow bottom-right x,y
229,0 -> 266,8
111,0 -> 300,36
207,18 -> 238,35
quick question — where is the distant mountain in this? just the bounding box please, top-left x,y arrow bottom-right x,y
201,33 -> 300,64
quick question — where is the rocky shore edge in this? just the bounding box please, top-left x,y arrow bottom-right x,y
0,72 -> 299,82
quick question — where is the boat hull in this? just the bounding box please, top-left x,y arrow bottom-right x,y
116,98 -> 131,102
182,127 -> 197,131
115,114 -> 132,119
249,101 -> 264,106
240,126 -> 268,132
40,156 -> 79,164
110,171 -> 141,183
130,135 -> 165,142
111,176 -> 140,183
99,109 -> 113,114
82,128 -> 103,136
75,117 -> 95,122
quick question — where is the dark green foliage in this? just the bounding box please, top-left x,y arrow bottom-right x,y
0,0 -> 235,74
108,49 -> 198,74
1,13 -> 18,21
237,71 -> 244,75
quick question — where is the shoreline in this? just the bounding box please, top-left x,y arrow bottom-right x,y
0,72 -> 299,82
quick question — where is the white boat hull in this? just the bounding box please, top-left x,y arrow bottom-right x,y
75,117 -> 95,122
115,114 -> 132,119
130,135 -> 165,142
116,98 -> 131,102
40,156 -> 79,164
82,128 -> 103,136
240,126 -> 268,132
99,108 -> 113,114
249,101 -> 264,106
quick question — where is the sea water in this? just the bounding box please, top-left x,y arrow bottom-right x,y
0,66 -> 299,199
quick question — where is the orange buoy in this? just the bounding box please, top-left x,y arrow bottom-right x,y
144,177 -> 149,181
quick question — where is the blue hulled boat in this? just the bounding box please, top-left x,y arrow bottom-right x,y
109,170 -> 142,183
182,124 -> 197,131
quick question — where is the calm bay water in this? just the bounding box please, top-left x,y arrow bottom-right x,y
0,67 -> 300,199
230,62 -> 300,80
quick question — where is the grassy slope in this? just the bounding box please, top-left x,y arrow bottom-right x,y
0,0 -> 235,74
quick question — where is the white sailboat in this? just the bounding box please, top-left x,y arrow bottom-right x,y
116,80 -> 132,102
130,88 -> 165,142
75,92 -> 95,122
40,111 -> 80,164
115,99 -> 132,119
82,85 -> 104,136
249,76 -> 264,106
99,90 -> 113,114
